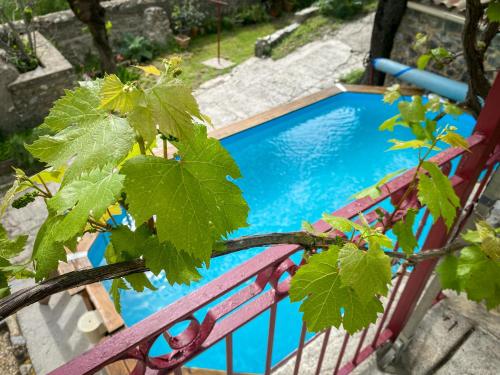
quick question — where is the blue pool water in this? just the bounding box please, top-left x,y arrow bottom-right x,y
89,93 -> 475,373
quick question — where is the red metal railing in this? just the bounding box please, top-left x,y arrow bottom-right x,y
51,76 -> 500,375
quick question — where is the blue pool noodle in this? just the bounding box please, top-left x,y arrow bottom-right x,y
373,58 -> 468,102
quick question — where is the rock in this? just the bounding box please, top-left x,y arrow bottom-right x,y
255,23 -> 300,57
10,335 -> 28,362
143,6 -> 172,44
19,363 -> 33,375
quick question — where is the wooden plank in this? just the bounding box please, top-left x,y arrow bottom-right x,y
86,282 -> 124,334
77,232 -> 98,253
104,359 -> 132,375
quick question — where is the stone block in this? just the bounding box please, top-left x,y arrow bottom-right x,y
143,6 -> 172,44
2,31 -> 75,133
294,6 -> 319,23
255,23 -> 300,57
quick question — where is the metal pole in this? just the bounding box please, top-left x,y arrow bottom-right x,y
217,2 -> 221,64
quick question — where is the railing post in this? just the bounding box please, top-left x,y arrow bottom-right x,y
386,75 -> 500,338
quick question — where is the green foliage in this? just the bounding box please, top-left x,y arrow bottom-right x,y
339,68 -> 365,84
235,4 -> 270,25
437,222 -> 500,309
486,1 -> 500,22
121,125 -> 248,263
0,127 -> 47,172
271,15 -> 339,60
417,161 -> 460,229
290,247 -> 383,334
353,169 -> 406,200
172,0 -> 206,34
318,0 -> 363,19
7,59 -> 248,292
338,243 -> 392,302
393,209 -> 418,256
117,34 -> 157,63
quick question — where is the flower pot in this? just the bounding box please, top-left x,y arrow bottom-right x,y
175,34 -> 191,49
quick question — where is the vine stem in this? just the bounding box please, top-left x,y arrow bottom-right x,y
0,232 -> 475,319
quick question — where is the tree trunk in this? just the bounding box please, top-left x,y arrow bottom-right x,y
462,0 -> 496,116
361,0 -> 408,85
67,0 -> 116,73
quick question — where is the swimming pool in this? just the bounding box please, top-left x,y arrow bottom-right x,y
88,92 -> 475,373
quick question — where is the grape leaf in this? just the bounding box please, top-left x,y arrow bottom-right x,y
289,247 -> 383,334
486,1 -> 500,22
42,84 -> 105,131
0,224 -> 28,259
436,255 -> 461,291
110,225 -> 202,285
121,125 -> 248,262
124,273 -> 156,293
383,84 -> 401,104
146,83 -> 201,140
393,208 -> 418,255
26,115 -> 135,184
440,131 -> 469,151
388,139 -> 434,151
398,96 -> 426,123
457,245 -> 500,309
47,166 -> 124,241
110,278 -> 129,313
134,65 -> 161,76
322,214 -> 362,233
417,161 -> 459,229
32,215 -> 76,281
99,75 -> 141,114
338,243 -> 392,302
352,169 -> 406,200
417,54 -> 431,70
379,115 -> 405,132
128,104 -> 157,145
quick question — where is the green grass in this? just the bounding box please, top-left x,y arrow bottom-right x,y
0,0 -> 68,19
271,15 -> 340,60
154,22 -> 283,88
339,68 -> 365,84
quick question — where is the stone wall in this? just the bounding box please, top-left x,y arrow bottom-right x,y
0,32 -> 75,134
390,3 -> 500,84
34,0 -> 172,66
30,0 -> 259,65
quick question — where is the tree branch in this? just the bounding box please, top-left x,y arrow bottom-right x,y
0,232 -> 471,319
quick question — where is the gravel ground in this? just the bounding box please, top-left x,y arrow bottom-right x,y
0,326 -> 20,375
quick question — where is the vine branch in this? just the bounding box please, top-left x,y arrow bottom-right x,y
0,232 -> 472,319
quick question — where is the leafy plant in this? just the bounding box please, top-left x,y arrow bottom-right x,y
0,0 -> 39,72
0,60 -> 498,339
117,34 -> 156,63
339,68 -> 365,84
172,0 -> 206,34
235,4 -> 270,25
288,85 -> 490,334
318,0 -> 363,19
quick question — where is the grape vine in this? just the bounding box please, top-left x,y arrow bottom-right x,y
0,60 -> 498,336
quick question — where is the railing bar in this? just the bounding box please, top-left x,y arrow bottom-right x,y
226,333 -> 234,375
371,265 -> 407,348
333,333 -> 349,375
293,321 -> 308,375
352,328 -> 369,365
415,209 -> 430,241
265,303 -> 278,375
315,328 -> 331,375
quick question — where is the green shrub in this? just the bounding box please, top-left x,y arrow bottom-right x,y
236,4 -> 270,25
318,0 -> 363,19
0,127 -> 48,172
290,0 -> 316,10
117,34 -> 156,63
339,68 -> 365,84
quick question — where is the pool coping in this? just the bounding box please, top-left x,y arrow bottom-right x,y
67,83 -> 422,374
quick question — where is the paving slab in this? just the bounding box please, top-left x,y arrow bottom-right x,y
195,13 -> 375,129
